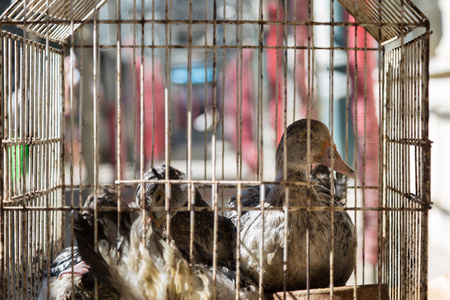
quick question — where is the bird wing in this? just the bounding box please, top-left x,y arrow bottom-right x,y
227,185 -> 272,226
74,189 -> 138,298
310,164 -> 348,205
47,247 -> 82,278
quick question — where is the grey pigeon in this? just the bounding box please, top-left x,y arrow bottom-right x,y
135,165 -> 236,266
75,189 -> 259,299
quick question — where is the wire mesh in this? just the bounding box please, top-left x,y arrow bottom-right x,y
382,33 -> 430,300
0,31 -> 64,299
0,0 -> 430,299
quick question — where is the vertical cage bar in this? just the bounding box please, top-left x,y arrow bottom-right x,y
44,0 -> 52,294
0,25 -> 4,300
257,1 -> 264,298
305,0 -> 314,294
211,0 -> 219,295
67,3 -> 75,288
140,0 -> 145,234
187,0 -> 194,268
419,34 -> 430,300
282,0 -> 289,295
77,22 -> 84,207
377,0 -> 384,298
203,0 -> 208,182
329,0 -> 336,295
58,41 -> 65,258
220,0 -> 227,211
235,183 -> 242,300
237,0 -> 243,181
163,0 -> 173,240
92,1 -> 100,297
149,0 -> 155,167
20,36 -> 28,298
68,0 -> 76,294
116,0 -> 123,264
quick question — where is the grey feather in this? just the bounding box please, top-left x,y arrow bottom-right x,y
75,189 -> 259,299
135,165 -> 236,266
310,164 -> 348,204
37,246 -> 119,300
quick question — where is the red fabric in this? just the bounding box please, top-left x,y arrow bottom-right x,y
223,49 -> 258,173
266,1 -> 287,143
266,2 -> 285,87
348,16 -> 380,265
135,60 -> 166,163
267,0 -> 310,143
292,0 -> 309,121
266,1 -> 284,143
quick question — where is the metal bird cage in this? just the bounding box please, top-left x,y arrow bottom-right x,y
0,0 -> 431,299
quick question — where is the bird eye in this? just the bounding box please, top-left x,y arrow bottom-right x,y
153,190 -> 164,205
302,131 -> 313,140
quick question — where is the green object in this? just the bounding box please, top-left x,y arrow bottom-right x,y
9,144 -> 29,181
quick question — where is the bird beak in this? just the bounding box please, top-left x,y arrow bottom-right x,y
314,140 -> 355,179
58,261 -> 90,279
152,214 -> 167,228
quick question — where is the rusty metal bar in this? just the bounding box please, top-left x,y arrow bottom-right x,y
0,205 -> 424,213
0,18 -> 430,28
0,23 -> 4,300
187,0 -> 194,271
211,0 -> 219,293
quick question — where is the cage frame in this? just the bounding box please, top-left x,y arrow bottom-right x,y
0,0 -> 431,299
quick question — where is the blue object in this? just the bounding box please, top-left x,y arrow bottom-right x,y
171,67 -> 213,84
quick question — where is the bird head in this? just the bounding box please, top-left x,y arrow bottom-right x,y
276,119 -> 355,178
82,189 -> 120,221
136,165 -> 188,227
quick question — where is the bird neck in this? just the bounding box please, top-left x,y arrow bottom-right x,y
274,165 -> 309,182
275,159 -> 309,175
269,168 -> 320,207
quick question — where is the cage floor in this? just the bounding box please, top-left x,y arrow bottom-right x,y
268,284 -> 389,300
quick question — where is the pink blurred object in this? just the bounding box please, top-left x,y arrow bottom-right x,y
223,49 -> 258,173
134,59 -> 166,163
268,0 -> 310,143
348,15 -> 380,266
267,1 -> 286,143
58,261 -> 89,279
291,0 -> 309,122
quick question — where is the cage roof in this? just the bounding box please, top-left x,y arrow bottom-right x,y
338,0 -> 428,43
0,0 -> 428,44
0,0 -> 108,43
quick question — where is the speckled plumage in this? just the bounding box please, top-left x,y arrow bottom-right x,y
82,189 -> 134,242
228,119 -> 357,292
227,165 -> 347,224
135,165 -> 236,266
310,164 -> 348,205
38,190 -> 124,300
75,189 -> 258,300
38,248 -> 119,299
38,262 -> 119,300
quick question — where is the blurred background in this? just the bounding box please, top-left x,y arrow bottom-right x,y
0,0 -> 448,295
